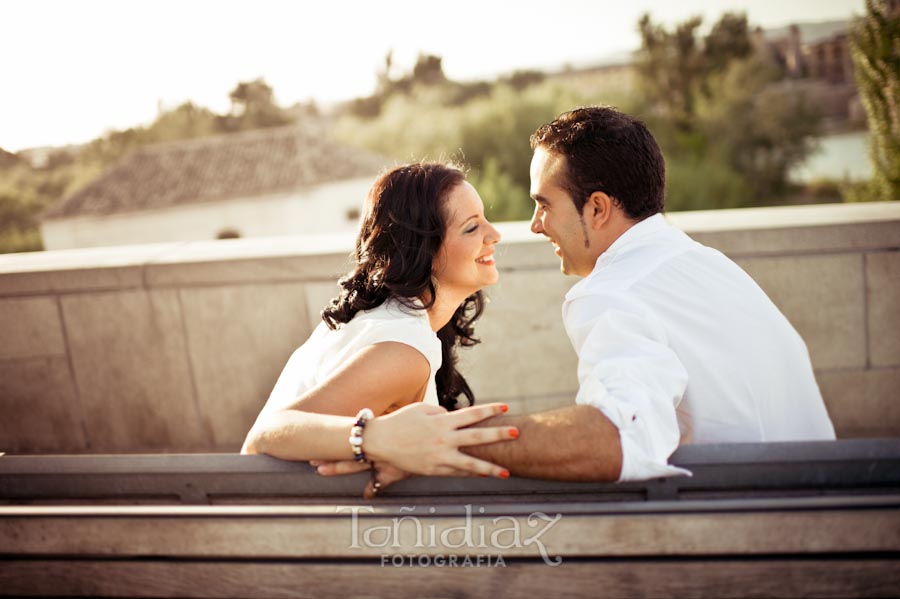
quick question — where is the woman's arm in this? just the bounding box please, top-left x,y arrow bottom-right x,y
241,342 -> 517,477
241,342 -> 430,458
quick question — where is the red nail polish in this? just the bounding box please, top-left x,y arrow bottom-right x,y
499,469 -> 510,479
508,428 -> 519,439
500,405 -> 508,413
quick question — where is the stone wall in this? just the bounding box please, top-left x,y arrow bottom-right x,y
1,202 -> 898,453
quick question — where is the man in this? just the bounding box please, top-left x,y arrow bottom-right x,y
322,106 -> 835,493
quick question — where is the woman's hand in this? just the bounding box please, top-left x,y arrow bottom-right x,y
358,402 -> 516,479
312,460 -> 417,498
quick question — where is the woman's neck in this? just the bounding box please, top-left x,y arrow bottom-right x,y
425,287 -> 469,333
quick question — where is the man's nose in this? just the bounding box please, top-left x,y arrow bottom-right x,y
530,207 -> 544,235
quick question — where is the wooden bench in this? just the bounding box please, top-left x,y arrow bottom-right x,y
1,439 -> 899,598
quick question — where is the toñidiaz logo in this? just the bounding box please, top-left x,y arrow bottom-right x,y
336,504 -> 563,567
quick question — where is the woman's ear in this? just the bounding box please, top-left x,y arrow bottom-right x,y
583,191 -> 614,230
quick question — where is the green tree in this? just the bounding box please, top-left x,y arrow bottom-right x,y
703,12 -> 754,74
636,12 -> 756,132
334,80 -> 604,221
468,157 -> 529,221
849,0 -> 900,202
152,102 -> 219,140
411,54 -> 447,86
637,12 -> 820,206
696,57 -> 821,201
636,14 -> 706,131
221,78 -> 293,131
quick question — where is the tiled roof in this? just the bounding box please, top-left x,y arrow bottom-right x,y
44,125 -> 389,219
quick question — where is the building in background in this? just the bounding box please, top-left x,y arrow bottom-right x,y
751,19 -> 864,128
40,126 -> 389,250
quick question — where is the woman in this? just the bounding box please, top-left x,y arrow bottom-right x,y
241,162 -> 516,484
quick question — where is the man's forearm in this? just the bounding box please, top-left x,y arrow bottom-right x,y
463,404 -> 623,481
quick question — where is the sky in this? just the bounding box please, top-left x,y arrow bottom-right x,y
1,0 -> 864,152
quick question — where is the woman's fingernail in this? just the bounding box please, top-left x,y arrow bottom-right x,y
500,404 -> 508,413
508,428 -> 519,439
309,461 -> 321,467
498,469 -> 510,479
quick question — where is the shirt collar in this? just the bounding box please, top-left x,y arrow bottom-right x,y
565,213 -> 668,301
593,212 -> 667,271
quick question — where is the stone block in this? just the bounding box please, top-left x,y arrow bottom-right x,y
867,251 -> 900,367
144,237 -> 354,287
461,270 -> 578,403
179,284 -> 311,449
0,357 -> 86,453
0,297 -> 66,360
0,244 -> 170,296
672,202 -> 900,257
817,367 -> 900,438
61,290 -> 206,452
736,254 -> 866,370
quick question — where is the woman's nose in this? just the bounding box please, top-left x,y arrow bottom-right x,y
487,222 -> 501,245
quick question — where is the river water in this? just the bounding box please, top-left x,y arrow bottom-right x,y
790,131 -> 872,183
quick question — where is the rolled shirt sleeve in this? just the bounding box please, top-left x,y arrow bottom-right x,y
564,292 -> 692,482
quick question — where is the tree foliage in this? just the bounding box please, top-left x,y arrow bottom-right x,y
334,80 -> 611,221
221,78 -> 294,131
1,10 -> 845,254
636,12 -> 754,132
348,52 -> 498,118
636,12 -> 820,208
848,0 -> 900,202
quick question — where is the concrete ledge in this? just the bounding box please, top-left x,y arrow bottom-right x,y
1,202 -> 899,452
2,203 -> 897,295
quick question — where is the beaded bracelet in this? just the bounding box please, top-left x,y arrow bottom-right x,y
349,408 -> 374,462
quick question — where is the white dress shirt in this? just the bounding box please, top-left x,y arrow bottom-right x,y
563,214 -> 835,482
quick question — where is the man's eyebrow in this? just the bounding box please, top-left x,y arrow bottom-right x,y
532,194 -> 551,204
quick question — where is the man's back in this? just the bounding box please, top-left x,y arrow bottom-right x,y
563,214 -> 835,447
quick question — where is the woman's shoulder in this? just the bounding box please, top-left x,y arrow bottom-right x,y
352,298 -> 428,326
346,299 -> 441,367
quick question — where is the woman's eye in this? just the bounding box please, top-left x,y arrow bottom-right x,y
465,225 -> 479,234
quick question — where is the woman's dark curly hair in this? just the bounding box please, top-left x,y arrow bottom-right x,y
321,162 -> 484,411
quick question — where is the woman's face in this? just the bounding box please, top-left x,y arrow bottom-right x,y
432,181 -> 501,297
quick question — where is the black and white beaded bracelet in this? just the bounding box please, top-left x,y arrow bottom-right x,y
349,408 -> 374,462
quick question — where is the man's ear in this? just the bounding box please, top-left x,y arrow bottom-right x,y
583,191 -> 614,230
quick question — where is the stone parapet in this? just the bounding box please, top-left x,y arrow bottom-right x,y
1,202 -> 898,453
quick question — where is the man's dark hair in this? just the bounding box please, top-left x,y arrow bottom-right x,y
530,106 -> 666,219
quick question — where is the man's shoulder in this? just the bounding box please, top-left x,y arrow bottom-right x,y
580,233 -> 697,292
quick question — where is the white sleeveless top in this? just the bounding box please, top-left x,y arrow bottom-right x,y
263,298 -> 442,413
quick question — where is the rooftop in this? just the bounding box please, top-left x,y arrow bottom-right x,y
43,125 -> 388,220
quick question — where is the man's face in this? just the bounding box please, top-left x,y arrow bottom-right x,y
529,147 -> 595,277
